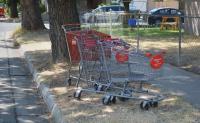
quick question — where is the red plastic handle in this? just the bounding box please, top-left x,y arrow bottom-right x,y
115,52 -> 129,63
150,54 -> 164,69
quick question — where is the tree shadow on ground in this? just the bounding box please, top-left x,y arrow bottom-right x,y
0,57 -> 50,123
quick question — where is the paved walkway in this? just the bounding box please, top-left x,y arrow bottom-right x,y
152,64 -> 200,109
0,25 -> 49,123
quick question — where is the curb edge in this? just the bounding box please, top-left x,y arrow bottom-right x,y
19,46 -> 67,123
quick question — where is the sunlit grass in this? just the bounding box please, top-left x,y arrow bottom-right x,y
96,27 -> 179,38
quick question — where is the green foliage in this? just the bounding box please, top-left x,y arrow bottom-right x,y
4,0 -> 20,18
0,0 -> 6,7
0,0 -> 19,7
39,1 -> 46,13
0,0 -> 6,3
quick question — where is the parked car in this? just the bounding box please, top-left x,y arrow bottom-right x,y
148,8 -> 184,25
81,5 -> 125,23
0,3 -> 5,18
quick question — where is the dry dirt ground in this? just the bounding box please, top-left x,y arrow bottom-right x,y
13,29 -> 200,123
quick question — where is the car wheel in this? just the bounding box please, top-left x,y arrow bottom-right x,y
148,17 -> 154,26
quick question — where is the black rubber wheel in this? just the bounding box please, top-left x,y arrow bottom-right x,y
90,76 -> 95,81
73,92 -> 77,98
97,85 -> 104,91
67,78 -> 72,86
94,84 -> 104,91
94,84 -> 98,91
140,101 -> 151,110
73,90 -> 82,100
150,101 -> 158,108
110,96 -> 116,104
102,95 -> 111,105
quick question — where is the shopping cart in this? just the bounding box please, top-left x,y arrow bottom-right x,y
62,24 -> 111,86
73,37 -> 165,110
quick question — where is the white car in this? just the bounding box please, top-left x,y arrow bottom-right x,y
82,5 -> 125,23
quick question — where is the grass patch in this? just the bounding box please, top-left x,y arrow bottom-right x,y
96,27 -> 179,38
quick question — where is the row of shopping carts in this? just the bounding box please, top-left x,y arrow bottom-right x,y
62,24 -> 165,110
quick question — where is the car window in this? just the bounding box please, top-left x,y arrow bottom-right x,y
111,7 -> 118,11
150,8 -> 158,13
103,6 -> 125,12
101,7 -> 107,12
158,9 -> 169,15
93,7 -> 104,13
105,7 -> 115,12
105,7 -> 111,12
112,6 -> 125,11
171,9 -> 178,15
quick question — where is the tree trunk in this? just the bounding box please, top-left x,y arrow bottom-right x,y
8,0 -> 18,18
178,0 -> 185,11
123,1 -> 130,12
184,0 -> 200,36
20,0 -> 45,30
87,0 -> 105,9
47,0 -> 80,63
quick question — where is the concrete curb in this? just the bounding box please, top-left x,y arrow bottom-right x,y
19,47 -> 67,123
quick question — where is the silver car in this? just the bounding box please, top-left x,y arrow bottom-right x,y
82,5 -> 125,23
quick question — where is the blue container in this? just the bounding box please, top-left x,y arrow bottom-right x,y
128,19 -> 137,27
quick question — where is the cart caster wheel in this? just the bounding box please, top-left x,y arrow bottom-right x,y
73,90 -> 82,100
94,84 -> 98,90
150,101 -> 158,108
110,96 -> 116,104
94,84 -> 104,91
67,78 -> 72,86
102,95 -> 111,105
140,101 -> 151,110
98,85 -> 104,91
90,76 -> 95,81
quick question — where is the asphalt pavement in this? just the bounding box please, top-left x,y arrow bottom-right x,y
0,22 -> 49,123
152,64 -> 200,109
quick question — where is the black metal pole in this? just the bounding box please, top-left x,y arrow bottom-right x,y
178,15 -> 182,66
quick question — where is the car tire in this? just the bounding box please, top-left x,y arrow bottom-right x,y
148,17 -> 154,26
